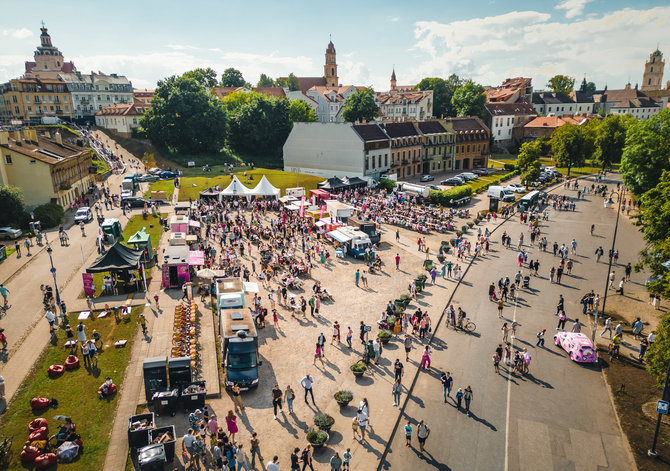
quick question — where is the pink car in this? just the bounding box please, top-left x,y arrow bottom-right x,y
553,332 -> 597,363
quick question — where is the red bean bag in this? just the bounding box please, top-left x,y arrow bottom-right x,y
30,397 -> 50,410
34,452 -> 57,469
20,446 -> 41,462
29,427 -> 48,441
64,355 -> 80,370
29,418 -> 48,433
74,438 -> 83,448
48,364 -> 64,377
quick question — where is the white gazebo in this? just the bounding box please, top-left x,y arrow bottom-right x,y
219,175 -> 252,200
249,175 -> 280,199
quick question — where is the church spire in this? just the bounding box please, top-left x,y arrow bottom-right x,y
390,67 -> 397,91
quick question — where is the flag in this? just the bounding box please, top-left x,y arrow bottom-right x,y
320,204 -> 326,219
299,196 -> 305,218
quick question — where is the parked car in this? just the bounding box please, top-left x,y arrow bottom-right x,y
74,207 -> 93,223
137,174 -> 160,183
428,185 -> 441,191
121,196 -> 148,208
505,183 -> 527,193
441,177 -> 465,186
158,171 -> 178,179
420,175 -> 435,182
456,172 -> 478,181
473,168 -> 489,176
553,332 -> 597,363
0,227 -> 22,240
147,167 -> 162,175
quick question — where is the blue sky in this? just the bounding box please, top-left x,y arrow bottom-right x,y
1,0 -> 668,91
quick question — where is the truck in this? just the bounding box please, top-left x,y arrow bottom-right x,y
147,191 -> 169,205
122,175 -> 139,194
488,185 -> 515,202
220,308 -> 259,391
348,217 -> 380,244
41,116 -> 62,125
398,182 -> 431,198
338,226 -> 373,259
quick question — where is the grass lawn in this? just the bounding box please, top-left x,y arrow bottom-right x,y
489,155 -> 619,177
5,247 -> 15,257
143,180 -> 175,202
0,306 -> 143,471
176,168 -> 325,201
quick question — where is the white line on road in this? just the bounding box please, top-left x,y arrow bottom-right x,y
504,288 -> 521,471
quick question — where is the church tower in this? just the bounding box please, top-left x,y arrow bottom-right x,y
26,23 -> 75,79
390,68 -> 397,91
642,49 -> 664,91
324,40 -> 338,88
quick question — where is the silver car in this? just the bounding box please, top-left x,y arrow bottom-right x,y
0,227 -> 22,239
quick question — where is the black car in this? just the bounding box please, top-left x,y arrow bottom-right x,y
122,197 -> 148,208
158,171 -> 178,180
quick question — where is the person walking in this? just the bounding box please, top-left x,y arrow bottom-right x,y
404,420 -> 413,448
440,371 -> 453,401
395,253 -> 400,270
317,332 -> 326,358
356,408 -> 369,442
600,317 -> 613,338
392,379 -> 402,407
0,284 -> 9,307
557,312 -> 567,330
536,328 -> 546,347
266,456 -> 280,471
232,383 -> 245,411
455,388 -> 463,410
237,444 -> 251,471
404,334 -> 412,362
225,410 -> 238,443
313,342 -> 325,366
501,322 -> 509,343
138,314 -> 147,334
571,318 -> 583,333
181,429 -> 196,466
464,385 -> 473,416
329,452 -> 343,471
497,298 -> 504,319
301,374 -> 316,405
342,448 -> 352,470
420,345 -> 431,369
556,295 -> 565,315
271,383 -> 283,419
394,358 -> 404,382
417,420 -> 430,452
285,384 -> 295,414
346,326 -> 353,349
250,432 -> 263,469
355,269 -> 360,287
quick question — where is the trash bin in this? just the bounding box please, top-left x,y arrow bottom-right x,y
138,443 -> 166,471
152,389 -> 179,417
182,381 -> 207,411
149,426 -> 176,462
168,357 -> 192,398
128,413 -> 154,449
143,356 -> 168,402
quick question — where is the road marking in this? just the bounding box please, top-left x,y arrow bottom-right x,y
504,288 -> 520,471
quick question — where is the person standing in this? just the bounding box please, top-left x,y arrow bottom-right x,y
317,333 -> 326,358
342,448 -> 352,470
330,452 -> 343,471
290,448 -> 301,471
355,269 -> 360,287
417,420 -> 430,452
301,445 -> 315,471
346,326 -> 353,349
420,345 -> 431,369
138,314 -> 147,334
285,384 -> 295,414
464,385 -> 473,416
266,456 -> 280,471
536,328 -> 546,347
440,371 -> 453,401
313,342 -> 325,366
0,284 -> 9,307
556,295 -> 565,316
181,429 -> 196,466
271,383 -> 283,419
77,321 -> 87,344
497,298 -> 504,319
232,383 -> 245,411
301,374 -> 316,405
404,335 -> 412,362
393,358 -> 404,382
493,351 -> 500,374
250,432 -> 263,469
356,408 -> 369,442
392,379 -> 402,407
395,253 -> 400,270
225,410 -> 238,443
404,420 -> 413,447
237,444 -> 251,471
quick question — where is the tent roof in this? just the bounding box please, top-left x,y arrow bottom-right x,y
86,242 -> 143,273
249,175 -> 280,197
220,175 -> 252,196
342,176 -> 366,187
199,188 -> 220,197
318,177 -> 347,190
127,227 -> 150,244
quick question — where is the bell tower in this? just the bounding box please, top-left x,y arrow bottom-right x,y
642,48 -> 664,92
324,38 -> 338,88
390,68 -> 397,91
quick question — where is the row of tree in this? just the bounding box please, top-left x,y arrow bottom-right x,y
140,69 -> 316,155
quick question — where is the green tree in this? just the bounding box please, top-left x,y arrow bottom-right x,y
646,311 -> 670,386
33,202 -> 64,228
287,73 -> 300,92
288,100 -> 317,122
550,124 -> 587,176
517,141 -> 542,185
342,88 -> 379,123
592,115 -> 630,170
182,67 -> 218,88
140,75 -> 228,154
257,74 -> 275,87
451,80 -> 486,120
0,185 -> 25,227
220,68 -> 246,87
547,75 -> 575,94
579,78 -> 596,93
620,109 -> 670,195
415,75 -> 462,117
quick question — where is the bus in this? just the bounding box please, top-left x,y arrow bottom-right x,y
518,190 -> 540,212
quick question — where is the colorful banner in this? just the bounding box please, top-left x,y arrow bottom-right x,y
82,273 -> 95,297
320,204 -> 326,219
299,195 -> 305,218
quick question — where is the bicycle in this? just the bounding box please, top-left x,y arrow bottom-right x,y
463,318 -> 476,333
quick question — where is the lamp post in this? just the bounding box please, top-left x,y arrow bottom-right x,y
648,359 -> 670,457
592,188 -> 624,342
45,245 -> 62,311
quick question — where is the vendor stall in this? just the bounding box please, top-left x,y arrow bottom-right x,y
188,250 -> 204,267
169,232 -> 187,246
162,245 -> 190,289
317,177 -> 348,193
219,175 -> 252,200
101,218 -> 122,244
199,188 -> 220,201
249,175 -> 280,199
127,228 -> 155,268
87,242 -> 145,293
342,176 -> 367,189
169,215 -> 188,233
286,187 -> 306,198
325,200 -> 355,222
174,202 -> 191,215
310,189 -> 331,205
315,217 -> 343,234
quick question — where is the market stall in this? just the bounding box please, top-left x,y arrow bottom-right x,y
126,227 -> 155,268
309,188 -> 331,205
86,242 -> 145,294
325,200 -> 355,222
219,175 -> 252,200
317,177 -> 348,193
169,215 -> 188,233
162,245 -> 190,289
249,175 -> 280,199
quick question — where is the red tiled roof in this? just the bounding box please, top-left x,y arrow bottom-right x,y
524,116 -> 567,128
252,87 -> 286,98
296,77 -> 327,94
95,103 -> 147,117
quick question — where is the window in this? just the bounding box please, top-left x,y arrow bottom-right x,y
498,130 -> 501,136
466,145 -> 470,152
4,155 -> 12,164
372,156 -> 375,169
25,95 -> 30,103
385,154 -> 388,166
379,155 -> 382,167
12,96 -> 17,103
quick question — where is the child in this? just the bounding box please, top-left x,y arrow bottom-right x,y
404,421 -> 412,447
272,309 -> 279,330
455,388 -> 463,410
153,293 -> 160,309
352,417 -> 360,440
343,448 -> 352,470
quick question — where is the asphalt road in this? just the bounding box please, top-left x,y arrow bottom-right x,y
382,175 -> 640,470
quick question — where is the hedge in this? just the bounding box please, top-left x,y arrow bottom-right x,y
504,163 -> 516,171
430,185 -> 473,206
32,202 -> 64,229
378,179 -> 396,192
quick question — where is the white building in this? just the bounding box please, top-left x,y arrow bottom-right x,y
95,103 -> 148,137
59,72 -> 134,119
376,69 -> 433,121
593,85 -> 661,120
306,86 -> 362,123
484,102 -> 537,150
568,91 -> 595,115
283,122 -> 391,180
531,92 -> 576,117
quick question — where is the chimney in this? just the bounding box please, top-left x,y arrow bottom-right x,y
11,130 -> 22,142
29,129 -> 38,143
23,129 -> 31,141
624,82 -> 631,90
55,132 -> 63,145
0,131 -> 8,146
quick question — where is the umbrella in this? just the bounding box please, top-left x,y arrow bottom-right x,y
196,268 -> 217,279
53,415 -> 71,422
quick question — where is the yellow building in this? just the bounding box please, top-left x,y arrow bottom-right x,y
1,78 -> 73,123
0,129 -> 94,207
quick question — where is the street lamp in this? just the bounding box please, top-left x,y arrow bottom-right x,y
592,188 -> 624,342
45,245 -> 62,313
648,359 -> 670,457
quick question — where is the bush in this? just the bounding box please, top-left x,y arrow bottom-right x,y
32,203 -> 64,229
461,225 -> 469,233
314,413 -> 335,429
429,185 -> 473,206
334,390 -> 353,403
456,230 -> 463,237
467,222 -> 474,228
350,362 -> 367,373
378,179 -> 396,192
378,330 -> 393,340
504,163 -> 516,171
306,428 -> 328,445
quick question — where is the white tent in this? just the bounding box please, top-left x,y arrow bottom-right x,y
249,175 -> 280,199
219,175 -> 252,199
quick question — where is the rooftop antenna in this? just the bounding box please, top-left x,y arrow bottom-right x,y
41,20 -> 45,28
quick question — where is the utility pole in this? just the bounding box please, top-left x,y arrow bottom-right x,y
648,359 -> 670,457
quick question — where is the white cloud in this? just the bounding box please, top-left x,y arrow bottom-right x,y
555,0 -> 592,19
388,16 -> 400,22
412,6 -> 670,91
2,28 -> 33,39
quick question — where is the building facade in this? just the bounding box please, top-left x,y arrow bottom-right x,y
592,84 -> 661,120
307,85 -> 362,123
445,117 -> 490,170
485,102 -> 537,151
532,92 -> 576,116
134,89 -> 155,105
484,77 -> 533,103
60,72 -> 134,119
642,49 -> 665,92
0,78 -> 73,123
95,103 -> 149,137
24,25 -> 77,80
376,70 -> 433,121
0,128 -> 94,207
417,120 -> 455,175
383,122 -> 423,179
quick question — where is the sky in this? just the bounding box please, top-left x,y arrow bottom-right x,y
0,0 -> 668,92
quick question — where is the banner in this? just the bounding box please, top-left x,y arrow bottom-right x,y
82,273 -> 95,297
299,195 -> 305,218
320,204 -> 326,219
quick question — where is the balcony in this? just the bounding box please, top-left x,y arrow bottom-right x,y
59,182 -> 71,191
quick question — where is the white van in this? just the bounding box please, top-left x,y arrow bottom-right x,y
488,185 -> 515,202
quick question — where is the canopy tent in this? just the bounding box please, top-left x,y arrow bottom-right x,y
249,175 -> 280,198
86,242 -> 143,273
189,250 -> 205,266
199,188 -> 220,198
327,229 -> 352,244
318,177 -> 348,191
219,175 -> 252,199
342,176 -> 367,188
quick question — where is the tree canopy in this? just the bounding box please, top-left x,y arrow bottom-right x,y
646,311 -> 670,386
516,141 -> 542,186
288,100 -> 317,122
592,115 -> 631,170
579,78 -> 596,93
415,75 -> 463,118
549,123 -> 587,175
277,73 -> 300,91
451,80 -> 486,120
220,68 -> 246,87
140,75 -> 228,154
0,185 -> 25,228
182,67 -> 218,88
547,75 -> 575,94
620,109 -> 670,195
257,74 -> 275,87
342,88 -> 379,123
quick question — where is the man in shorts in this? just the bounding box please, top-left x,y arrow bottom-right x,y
416,420 -> 430,452
356,408 -> 369,442
404,335 -> 412,362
